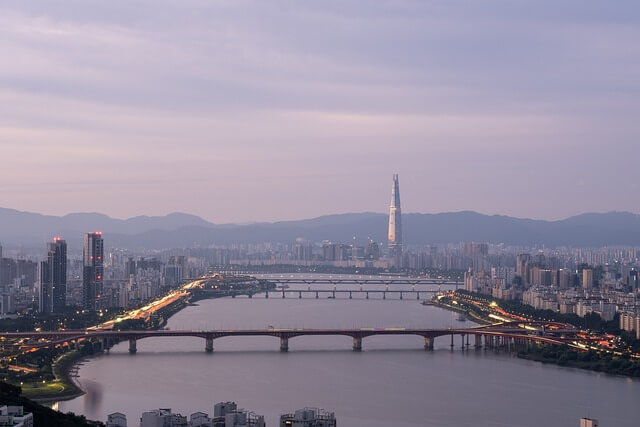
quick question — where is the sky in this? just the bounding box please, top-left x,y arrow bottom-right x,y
1,1 -> 639,224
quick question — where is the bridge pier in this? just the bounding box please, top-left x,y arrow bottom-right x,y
349,291 -> 352,300
400,292 -> 403,300
128,338 -> 137,354
205,337 -> 214,353
461,334 -> 465,350
298,291 -> 302,299
315,291 -> 319,299
475,334 -> 481,349
265,291 -> 269,298
282,290 -> 285,299
424,337 -> 434,351
280,336 -> 289,352
332,291 -> 336,299
466,334 -> 470,349
383,292 -> 386,300
102,338 -> 109,353
366,292 -> 369,299
450,334 -> 454,350
416,292 -> 420,300
352,336 -> 362,351
249,293 -> 253,299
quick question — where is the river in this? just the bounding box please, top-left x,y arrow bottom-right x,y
58,283 -> 639,426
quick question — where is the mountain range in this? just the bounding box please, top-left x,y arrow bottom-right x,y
1,207 -> 639,251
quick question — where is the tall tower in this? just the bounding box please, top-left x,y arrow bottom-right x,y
39,238 -> 67,314
388,174 -> 403,264
83,232 -> 104,311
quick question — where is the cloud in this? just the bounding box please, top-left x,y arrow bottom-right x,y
0,1 -> 639,222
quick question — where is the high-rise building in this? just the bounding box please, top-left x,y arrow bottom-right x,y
582,269 -> 594,290
387,174 -> 403,264
83,232 -> 104,311
39,238 -> 67,314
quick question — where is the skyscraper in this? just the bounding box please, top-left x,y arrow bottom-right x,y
83,232 -> 104,311
387,174 -> 403,264
39,238 -> 67,314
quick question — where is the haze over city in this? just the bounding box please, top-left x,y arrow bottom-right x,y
2,2 -> 640,427
2,1 -> 640,223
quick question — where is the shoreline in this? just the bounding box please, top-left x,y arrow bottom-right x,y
27,296 -> 192,403
432,293 -> 640,379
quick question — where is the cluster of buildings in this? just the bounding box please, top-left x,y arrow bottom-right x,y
105,402 -> 336,427
464,248 -> 640,336
0,231 -> 213,315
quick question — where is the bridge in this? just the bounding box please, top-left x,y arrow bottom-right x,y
204,288 -> 439,300
255,277 -> 462,287
1,322 -> 582,354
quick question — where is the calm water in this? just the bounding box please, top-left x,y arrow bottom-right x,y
58,293 -> 640,426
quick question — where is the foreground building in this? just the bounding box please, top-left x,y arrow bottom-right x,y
106,412 -> 127,427
0,405 -> 33,427
280,408 -> 336,427
135,403 -> 265,427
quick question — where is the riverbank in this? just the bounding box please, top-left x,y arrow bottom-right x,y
432,290 -> 640,378
430,295 -> 492,325
24,350 -> 86,402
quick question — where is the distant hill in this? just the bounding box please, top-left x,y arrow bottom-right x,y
1,207 -> 640,251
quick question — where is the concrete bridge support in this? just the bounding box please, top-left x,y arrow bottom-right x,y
461,334 -> 465,350
280,336 -> 289,352
282,290 -> 285,299
474,335 -> 481,349
205,337 -> 214,353
349,291 -> 352,300
315,291 -> 319,299
416,292 -> 420,300
424,337 -> 434,351
128,338 -> 137,354
298,291 -> 302,299
265,291 -> 269,298
353,336 -> 362,351
366,292 -> 369,299
450,334 -> 454,350
399,292 -> 403,300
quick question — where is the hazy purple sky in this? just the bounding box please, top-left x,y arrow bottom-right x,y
1,1 -> 639,223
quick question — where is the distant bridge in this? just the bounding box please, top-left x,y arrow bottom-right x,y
252,277 -> 461,287
202,288 -> 439,300
1,322 -> 582,354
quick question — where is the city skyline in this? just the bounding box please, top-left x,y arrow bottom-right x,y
1,1 -> 639,223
